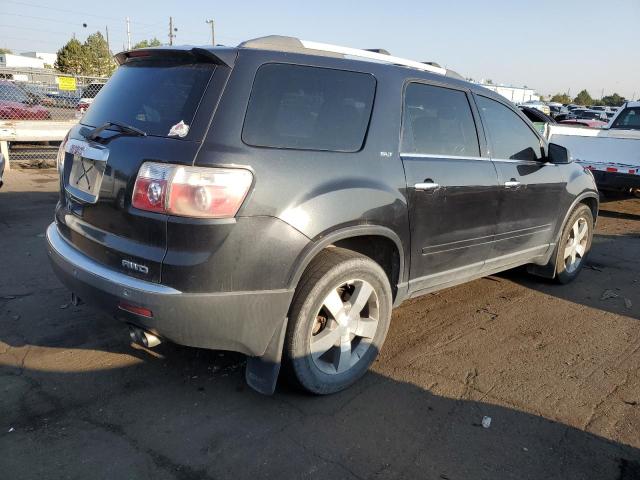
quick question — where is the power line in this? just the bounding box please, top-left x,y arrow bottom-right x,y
4,0 -> 156,26
0,23 -> 72,36
0,12 -> 127,32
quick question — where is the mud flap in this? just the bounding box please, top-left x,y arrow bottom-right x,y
245,317 -> 288,395
527,244 -> 558,279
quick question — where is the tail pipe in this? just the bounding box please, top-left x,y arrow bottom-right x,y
128,326 -> 162,348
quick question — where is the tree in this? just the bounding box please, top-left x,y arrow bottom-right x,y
601,93 -> 626,107
84,32 -> 115,76
550,93 -> 571,104
132,38 -> 162,49
573,89 -> 593,106
55,38 -> 89,75
0,48 -> 12,54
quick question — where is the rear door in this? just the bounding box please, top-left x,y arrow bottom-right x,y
474,95 -> 565,265
56,51 -> 225,283
401,82 -> 500,293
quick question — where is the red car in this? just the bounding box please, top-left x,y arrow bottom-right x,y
559,118 -> 607,129
0,80 -> 51,120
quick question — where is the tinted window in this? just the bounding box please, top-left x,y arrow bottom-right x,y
611,107 -> 640,130
81,59 -> 215,138
401,83 -> 479,157
477,96 -> 542,161
242,64 -> 376,152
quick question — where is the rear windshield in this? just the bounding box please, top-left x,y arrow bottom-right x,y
611,107 -> 640,130
81,59 -> 215,138
242,64 -> 376,152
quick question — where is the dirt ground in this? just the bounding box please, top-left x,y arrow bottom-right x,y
1,168 -> 639,480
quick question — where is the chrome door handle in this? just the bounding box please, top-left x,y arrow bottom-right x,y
414,182 -> 439,191
504,180 -> 521,188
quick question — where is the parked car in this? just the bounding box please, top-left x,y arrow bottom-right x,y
548,101 -> 640,192
47,36 -> 599,395
549,104 -> 569,118
47,90 -> 81,108
559,118 -> 608,128
0,80 -> 51,120
607,101 -> 640,131
574,109 -> 608,122
520,100 -> 551,116
519,106 -> 556,135
554,112 -> 577,123
17,82 -> 55,107
75,82 -> 105,117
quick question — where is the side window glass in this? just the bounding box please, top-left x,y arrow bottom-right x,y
476,96 -> 542,161
612,107 -> 640,129
401,83 -> 479,157
242,64 -> 376,152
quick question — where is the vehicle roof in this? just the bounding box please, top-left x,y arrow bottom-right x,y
624,101 -> 640,108
115,36 -> 520,109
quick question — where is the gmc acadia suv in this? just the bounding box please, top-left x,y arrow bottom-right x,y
46,36 -> 598,395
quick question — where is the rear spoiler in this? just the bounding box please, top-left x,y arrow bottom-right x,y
114,46 -> 237,67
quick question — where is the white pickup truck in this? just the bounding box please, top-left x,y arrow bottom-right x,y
547,101 -> 640,194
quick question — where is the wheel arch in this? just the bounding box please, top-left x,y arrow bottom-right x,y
529,190 -> 599,279
287,226 -> 407,302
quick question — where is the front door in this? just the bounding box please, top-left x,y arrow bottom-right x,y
401,82 -> 500,293
474,95 -> 566,267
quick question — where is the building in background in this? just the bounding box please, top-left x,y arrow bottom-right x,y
0,53 -> 46,69
476,83 -> 540,104
21,52 -> 57,67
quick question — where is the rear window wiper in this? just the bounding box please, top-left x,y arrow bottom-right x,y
85,121 -> 147,140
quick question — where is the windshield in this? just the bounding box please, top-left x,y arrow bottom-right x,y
0,82 -> 29,103
611,107 -> 640,130
81,59 -> 215,138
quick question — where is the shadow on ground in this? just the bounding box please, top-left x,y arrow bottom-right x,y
1,323 -> 639,480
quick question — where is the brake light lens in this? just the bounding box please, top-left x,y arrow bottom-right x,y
132,162 -> 253,218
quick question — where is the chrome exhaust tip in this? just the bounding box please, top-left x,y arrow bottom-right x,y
128,326 -> 161,348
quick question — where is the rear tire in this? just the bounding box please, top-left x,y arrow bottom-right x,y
555,204 -> 593,284
284,248 -> 392,394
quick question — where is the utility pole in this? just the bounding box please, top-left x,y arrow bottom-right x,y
169,17 -> 175,46
206,19 -> 215,46
126,17 -> 131,50
105,25 -> 110,52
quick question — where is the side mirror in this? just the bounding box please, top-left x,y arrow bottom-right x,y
548,143 -> 572,164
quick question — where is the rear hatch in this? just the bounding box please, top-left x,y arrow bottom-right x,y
56,48 -> 233,283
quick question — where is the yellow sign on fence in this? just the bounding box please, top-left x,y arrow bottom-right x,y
57,76 -> 77,91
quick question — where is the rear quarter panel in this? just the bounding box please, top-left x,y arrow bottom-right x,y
182,50 -> 411,291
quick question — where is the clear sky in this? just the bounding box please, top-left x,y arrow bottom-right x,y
1,0 -> 638,99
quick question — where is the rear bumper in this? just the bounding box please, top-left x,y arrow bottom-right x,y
46,222 -> 294,356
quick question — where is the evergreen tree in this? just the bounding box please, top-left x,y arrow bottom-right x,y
132,38 -> 162,49
55,38 -> 88,75
84,32 -> 115,76
573,90 -> 593,106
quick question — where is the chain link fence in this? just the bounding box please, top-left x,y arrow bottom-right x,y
0,68 -> 107,165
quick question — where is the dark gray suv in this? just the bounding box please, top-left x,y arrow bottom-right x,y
47,36 -> 598,395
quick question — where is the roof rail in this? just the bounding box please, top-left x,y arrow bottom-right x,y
238,35 -> 447,76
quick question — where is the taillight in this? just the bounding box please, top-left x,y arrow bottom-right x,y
56,133 -> 69,175
132,162 -> 253,218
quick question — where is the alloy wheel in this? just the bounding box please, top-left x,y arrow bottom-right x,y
309,279 -> 379,375
563,217 -> 589,273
